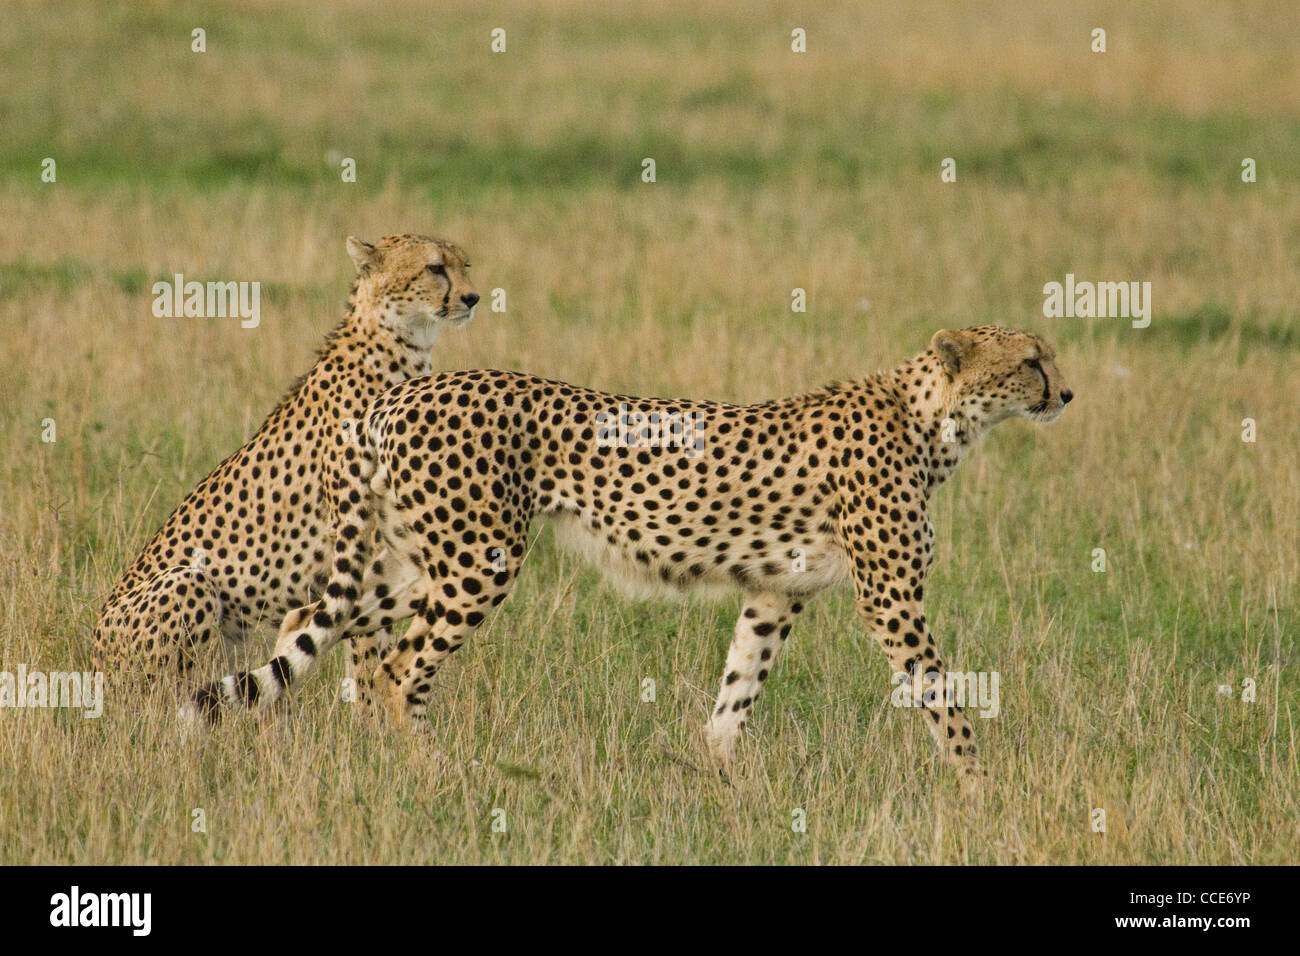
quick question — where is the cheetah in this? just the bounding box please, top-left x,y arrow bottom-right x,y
191,326 -> 1072,792
93,233 -> 479,689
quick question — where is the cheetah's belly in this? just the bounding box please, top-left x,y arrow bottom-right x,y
549,513 -> 850,601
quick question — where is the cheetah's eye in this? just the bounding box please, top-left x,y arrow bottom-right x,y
427,264 -> 447,277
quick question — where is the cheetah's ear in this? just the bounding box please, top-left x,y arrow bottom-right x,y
930,329 -> 974,376
346,236 -> 380,274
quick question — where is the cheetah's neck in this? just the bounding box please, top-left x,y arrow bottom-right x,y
330,293 -> 437,385
262,306 -> 435,434
889,352 -> 995,493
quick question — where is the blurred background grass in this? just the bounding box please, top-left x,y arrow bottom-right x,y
0,0 -> 1296,864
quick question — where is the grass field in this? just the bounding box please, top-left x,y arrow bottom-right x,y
1,0 -> 1297,864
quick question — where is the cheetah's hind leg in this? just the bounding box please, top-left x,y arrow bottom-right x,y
704,592 -> 804,776
96,566 -> 226,690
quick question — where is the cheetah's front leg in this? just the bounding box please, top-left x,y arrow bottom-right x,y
854,595 -> 988,795
275,548 -> 422,716
346,626 -> 394,714
704,592 -> 804,773
838,500 -> 988,795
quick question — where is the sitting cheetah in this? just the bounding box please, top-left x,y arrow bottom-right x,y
192,326 -> 1072,791
93,233 -> 479,688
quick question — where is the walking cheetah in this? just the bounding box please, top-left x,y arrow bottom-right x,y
192,326 -> 1072,791
94,233 -> 479,688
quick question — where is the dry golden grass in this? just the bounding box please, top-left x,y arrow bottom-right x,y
0,0 -> 1296,863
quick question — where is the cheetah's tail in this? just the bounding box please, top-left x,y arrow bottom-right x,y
182,431 -> 382,726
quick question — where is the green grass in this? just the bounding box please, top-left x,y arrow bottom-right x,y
0,0 -> 1296,864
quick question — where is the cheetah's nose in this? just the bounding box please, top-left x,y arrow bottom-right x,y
462,292 -> 480,309
1061,389 -> 1074,405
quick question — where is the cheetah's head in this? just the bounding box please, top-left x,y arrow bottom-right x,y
347,233 -> 479,343
930,326 -> 1073,425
